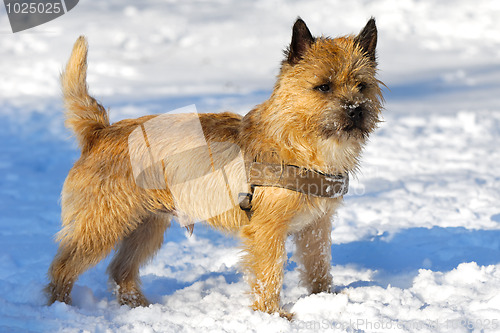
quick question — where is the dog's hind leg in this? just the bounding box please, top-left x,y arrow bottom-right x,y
46,217 -> 133,306
107,212 -> 171,307
46,183 -> 146,306
46,242 -> 85,305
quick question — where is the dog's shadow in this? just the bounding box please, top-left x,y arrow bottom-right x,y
335,280 -> 380,291
331,226 -> 500,288
141,270 -> 242,306
72,225 -> 500,309
144,226 -> 500,302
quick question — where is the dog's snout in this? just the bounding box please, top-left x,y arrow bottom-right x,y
347,106 -> 363,121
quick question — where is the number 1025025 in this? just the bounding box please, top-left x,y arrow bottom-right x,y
5,1 -> 62,14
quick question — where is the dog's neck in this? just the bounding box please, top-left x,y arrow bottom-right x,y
240,99 -> 365,175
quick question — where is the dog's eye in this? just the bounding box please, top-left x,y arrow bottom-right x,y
314,83 -> 331,92
358,82 -> 368,92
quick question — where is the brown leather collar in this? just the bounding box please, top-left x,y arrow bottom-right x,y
239,162 -> 349,211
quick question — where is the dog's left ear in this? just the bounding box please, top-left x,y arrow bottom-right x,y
355,18 -> 377,62
287,18 -> 315,65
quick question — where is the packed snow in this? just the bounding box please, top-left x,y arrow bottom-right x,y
1,0 -> 500,332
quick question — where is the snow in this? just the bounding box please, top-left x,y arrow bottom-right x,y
1,0 -> 500,332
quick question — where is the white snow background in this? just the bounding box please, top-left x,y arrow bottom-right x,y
1,0 -> 500,332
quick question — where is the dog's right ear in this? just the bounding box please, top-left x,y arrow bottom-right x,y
287,18 -> 315,65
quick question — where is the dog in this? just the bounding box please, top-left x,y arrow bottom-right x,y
46,18 -> 383,319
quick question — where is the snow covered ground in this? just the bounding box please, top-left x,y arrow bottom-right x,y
1,0 -> 500,332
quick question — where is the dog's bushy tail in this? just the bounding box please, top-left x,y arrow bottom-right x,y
61,36 -> 109,150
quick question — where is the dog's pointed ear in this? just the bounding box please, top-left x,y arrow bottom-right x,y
287,18 -> 315,65
355,18 -> 377,62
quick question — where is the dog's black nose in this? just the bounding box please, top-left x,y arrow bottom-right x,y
347,106 -> 363,122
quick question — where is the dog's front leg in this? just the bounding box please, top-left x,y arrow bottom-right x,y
240,190 -> 295,318
294,213 -> 333,294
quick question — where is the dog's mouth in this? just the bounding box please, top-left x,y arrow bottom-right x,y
340,123 -> 369,139
320,104 -> 378,140
321,123 -> 366,140
343,124 -> 363,134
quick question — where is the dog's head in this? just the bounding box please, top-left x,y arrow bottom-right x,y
270,18 -> 384,145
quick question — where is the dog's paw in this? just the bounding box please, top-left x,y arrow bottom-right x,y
118,291 -> 150,308
45,282 -> 72,306
278,309 -> 295,321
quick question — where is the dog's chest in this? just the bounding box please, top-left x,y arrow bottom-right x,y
286,197 -> 341,233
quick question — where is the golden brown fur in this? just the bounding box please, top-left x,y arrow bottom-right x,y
46,19 -> 383,319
